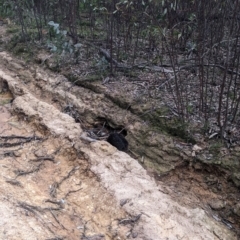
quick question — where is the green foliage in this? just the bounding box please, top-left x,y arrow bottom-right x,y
6,27 -> 20,34
47,21 -> 81,58
209,141 -> 223,156
48,21 -> 63,37
165,120 -> 196,144
94,56 -> 109,72
0,0 -> 14,17
1,0 -> 240,142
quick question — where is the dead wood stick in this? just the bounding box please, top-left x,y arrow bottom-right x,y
0,135 -> 43,148
118,213 -> 142,225
58,166 -> 80,185
29,156 -> 55,163
14,162 -> 44,178
49,167 -> 80,198
49,210 -> 67,230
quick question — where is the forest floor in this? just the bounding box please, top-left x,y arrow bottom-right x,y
0,24 -> 239,239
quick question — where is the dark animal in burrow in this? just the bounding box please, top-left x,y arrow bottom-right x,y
107,133 -> 128,151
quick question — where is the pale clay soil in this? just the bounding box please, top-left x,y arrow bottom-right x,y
0,23 -> 238,240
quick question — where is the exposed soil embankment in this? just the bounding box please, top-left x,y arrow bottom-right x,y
0,51 -> 237,239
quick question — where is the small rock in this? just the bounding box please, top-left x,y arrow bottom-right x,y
230,173 -> 240,188
19,70 -> 33,83
34,149 -> 47,157
234,146 -> 240,152
9,62 -> 24,70
183,150 -> 192,157
233,203 -> 240,217
193,144 -> 202,152
14,150 -> 22,157
120,199 -> 129,206
209,200 -> 225,210
132,232 -> 138,238
193,162 -> 202,170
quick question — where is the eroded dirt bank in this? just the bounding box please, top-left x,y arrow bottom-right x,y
0,51 -> 237,239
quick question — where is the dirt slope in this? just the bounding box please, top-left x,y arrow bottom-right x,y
0,50 -> 237,239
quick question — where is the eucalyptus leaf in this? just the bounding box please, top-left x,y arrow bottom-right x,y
74,43 -> 82,48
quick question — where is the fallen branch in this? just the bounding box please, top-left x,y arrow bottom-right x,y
45,237 -> 65,240
5,179 -> 23,187
18,201 -> 63,213
0,135 -> 43,148
0,150 -> 16,158
49,166 -> 80,198
118,213 -> 142,225
45,199 -> 65,208
29,156 -> 56,163
58,166 -> 80,185
99,47 -> 173,73
81,234 -> 105,240
64,188 -> 82,198
14,161 -> 44,178
180,63 -> 240,76
49,210 -> 67,230
49,182 -> 59,198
